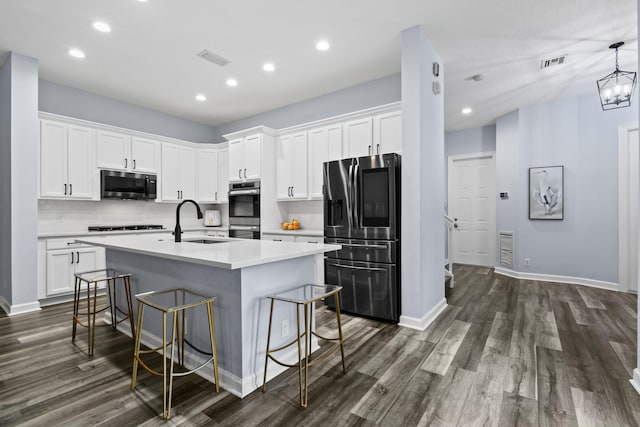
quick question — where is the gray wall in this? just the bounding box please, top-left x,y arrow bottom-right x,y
213,73 -> 401,140
400,26 -> 445,324
0,55 -> 12,304
0,53 -> 40,310
39,80 -> 218,143
496,95 -> 638,283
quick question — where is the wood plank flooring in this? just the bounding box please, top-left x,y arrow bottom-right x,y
1,265 -> 639,426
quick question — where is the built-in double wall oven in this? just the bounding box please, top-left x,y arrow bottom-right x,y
323,153 -> 401,322
228,181 -> 260,239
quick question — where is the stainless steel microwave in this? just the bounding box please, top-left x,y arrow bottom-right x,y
100,170 -> 157,200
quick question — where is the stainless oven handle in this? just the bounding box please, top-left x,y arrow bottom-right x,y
327,263 -> 387,272
228,225 -> 260,231
229,189 -> 260,196
338,243 -> 387,249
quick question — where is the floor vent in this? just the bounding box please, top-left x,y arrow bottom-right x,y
540,55 -> 567,69
197,49 -> 230,67
499,231 -> 514,267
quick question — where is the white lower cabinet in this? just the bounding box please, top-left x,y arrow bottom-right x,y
45,241 -> 106,297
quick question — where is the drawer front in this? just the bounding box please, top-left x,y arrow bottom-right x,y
46,238 -> 90,250
294,236 -> 324,244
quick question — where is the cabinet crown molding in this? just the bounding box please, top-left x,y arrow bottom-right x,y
38,111 -> 221,149
223,125 -> 278,141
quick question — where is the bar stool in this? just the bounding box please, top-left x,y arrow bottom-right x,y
131,288 -> 219,420
262,284 -> 346,408
72,268 -> 135,357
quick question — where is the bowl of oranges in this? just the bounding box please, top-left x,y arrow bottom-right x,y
282,219 -> 300,230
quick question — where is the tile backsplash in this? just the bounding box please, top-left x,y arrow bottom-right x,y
38,199 -> 228,234
277,200 -> 323,230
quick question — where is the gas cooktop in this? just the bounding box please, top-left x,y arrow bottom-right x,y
88,224 -> 164,232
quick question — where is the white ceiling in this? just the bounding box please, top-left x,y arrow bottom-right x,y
0,0 -> 637,131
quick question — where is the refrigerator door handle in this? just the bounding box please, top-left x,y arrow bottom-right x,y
327,262 -> 387,272
352,163 -> 360,229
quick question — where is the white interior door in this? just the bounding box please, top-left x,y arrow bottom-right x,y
618,124 -> 639,293
448,153 -> 496,266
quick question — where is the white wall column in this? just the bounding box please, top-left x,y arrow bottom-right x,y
398,26 -> 446,329
0,52 -> 40,315
633,0 -> 640,395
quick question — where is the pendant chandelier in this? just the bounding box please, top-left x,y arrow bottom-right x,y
597,41 -> 637,110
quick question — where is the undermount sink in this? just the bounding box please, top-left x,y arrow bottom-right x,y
182,238 -> 227,244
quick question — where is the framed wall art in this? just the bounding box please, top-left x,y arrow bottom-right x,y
529,166 -> 563,220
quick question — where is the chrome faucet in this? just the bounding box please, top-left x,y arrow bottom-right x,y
174,199 -> 203,242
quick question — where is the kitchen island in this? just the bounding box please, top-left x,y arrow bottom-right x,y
76,234 -> 340,398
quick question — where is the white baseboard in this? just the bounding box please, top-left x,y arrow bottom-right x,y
631,369 -> 640,396
0,296 -> 41,316
494,267 -> 619,292
398,298 -> 447,331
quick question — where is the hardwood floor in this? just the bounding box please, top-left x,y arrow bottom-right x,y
1,265 -> 639,426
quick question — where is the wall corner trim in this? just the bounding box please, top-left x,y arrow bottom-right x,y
398,298 -> 447,331
0,296 -> 41,316
493,267 -> 619,292
630,369 -> 640,396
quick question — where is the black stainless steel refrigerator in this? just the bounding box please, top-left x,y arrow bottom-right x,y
323,153 -> 401,322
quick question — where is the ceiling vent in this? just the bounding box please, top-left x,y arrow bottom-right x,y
540,54 -> 567,69
197,49 -> 231,67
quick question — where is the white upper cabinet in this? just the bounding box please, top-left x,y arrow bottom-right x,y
161,144 -> 196,201
40,119 -> 95,200
197,149 -> 219,203
308,124 -> 342,199
97,130 -> 159,173
217,148 -> 229,202
277,132 -> 308,200
228,134 -> 262,182
343,117 -> 373,158
130,137 -> 160,172
96,130 -> 130,170
341,110 -> 401,158
373,110 -> 402,155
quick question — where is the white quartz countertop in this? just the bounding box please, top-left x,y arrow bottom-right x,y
261,229 -> 323,237
38,226 -> 227,239
75,234 -> 340,270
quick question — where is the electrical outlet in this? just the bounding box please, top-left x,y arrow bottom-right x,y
524,258 -> 531,266
281,319 -> 290,339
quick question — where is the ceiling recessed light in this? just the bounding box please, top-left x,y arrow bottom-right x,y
461,107 -> 473,115
195,94 -> 207,102
136,0 -> 148,2
263,62 -> 275,72
226,78 -> 238,87
68,49 -> 85,59
316,40 -> 330,51
92,21 -> 111,33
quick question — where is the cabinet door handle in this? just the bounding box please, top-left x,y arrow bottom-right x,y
70,252 -> 74,265
368,145 -> 371,155
177,190 -> 180,199
215,191 -> 218,200
76,251 -> 80,263
274,239 -> 282,242
64,183 -> 67,195
291,186 -> 294,197
124,158 -> 128,169
133,159 -> 136,169
244,168 -> 247,178
69,184 -> 72,196
377,144 -> 380,154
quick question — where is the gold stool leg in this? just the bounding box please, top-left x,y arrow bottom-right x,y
166,311 -> 178,420
72,276 -> 80,341
124,276 -> 136,339
131,301 -> 145,389
207,301 -> 220,392
110,278 -> 117,329
90,282 -> 99,356
162,311 -> 168,419
296,303 -> 304,407
302,302 -> 311,408
334,293 -> 347,374
262,298 -> 275,393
